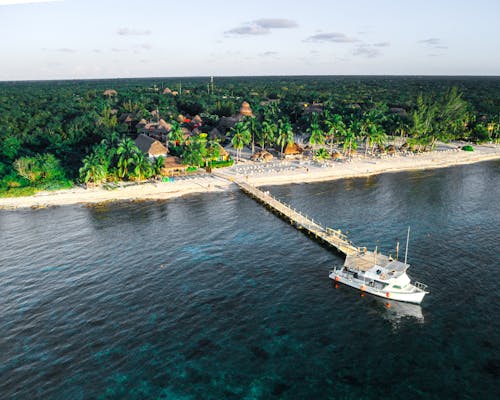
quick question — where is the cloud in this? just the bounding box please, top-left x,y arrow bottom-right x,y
419,38 -> 448,51
305,32 -> 357,43
419,38 -> 441,46
254,18 -> 298,29
226,25 -> 269,35
225,18 -> 297,36
373,41 -> 390,47
117,28 -> 151,36
0,0 -> 61,5
111,48 -> 126,53
353,45 -> 381,58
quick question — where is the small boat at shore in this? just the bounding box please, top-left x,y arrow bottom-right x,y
329,228 -> 429,304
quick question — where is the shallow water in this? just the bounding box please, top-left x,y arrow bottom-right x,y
1,161 -> 499,399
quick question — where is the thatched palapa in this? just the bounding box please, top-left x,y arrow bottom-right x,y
161,156 -> 187,175
158,119 -> 172,131
239,101 -> 254,117
213,143 -> 230,161
134,134 -> 168,158
284,143 -> 304,156
103,89 -> 117,97
251,150 -> 273,162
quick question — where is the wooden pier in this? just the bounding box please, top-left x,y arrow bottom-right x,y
236,180 -> 360,256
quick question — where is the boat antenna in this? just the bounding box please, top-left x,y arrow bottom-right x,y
404,226 -> 410,265
396,240 -> 400,260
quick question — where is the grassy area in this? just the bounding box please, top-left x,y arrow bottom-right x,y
0,179 -> 74,198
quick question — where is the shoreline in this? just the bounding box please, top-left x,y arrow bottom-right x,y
0,144 -> 498,210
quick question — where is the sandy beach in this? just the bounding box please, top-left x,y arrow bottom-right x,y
1,143 -> 498,210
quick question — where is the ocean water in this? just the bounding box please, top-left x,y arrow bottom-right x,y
0,161 -> 499,399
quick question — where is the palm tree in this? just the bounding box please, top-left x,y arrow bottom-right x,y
230,121 -> 251,163
244,116 -> 260,154
168,121 -> 184,148
314,147 -> 330,162
182,134 -> 208,167
276,119 -> 294,158
97,106 -> 118,130
396,122 -> 408,138
370,125 -> 388,153
260,120 -> 276,151
117,138 -> 139,179
79,153 -> 107,185
343,124 -> 358,159
153,156 -> 164,178
132,152 -> 153,181
324,113 -> 346,154
307,113 -> 325,149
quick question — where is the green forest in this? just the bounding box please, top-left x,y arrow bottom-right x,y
0,76 -> 499,197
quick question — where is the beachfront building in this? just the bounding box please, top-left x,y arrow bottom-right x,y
251,150 -> 274,162
284,143 -> 304,159
212,143 -> 230,162
134,134 -> 168,159
161,156 -> 187,176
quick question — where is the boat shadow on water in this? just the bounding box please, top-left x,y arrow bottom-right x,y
373,297 -> 425,325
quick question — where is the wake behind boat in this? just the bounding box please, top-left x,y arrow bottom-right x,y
329,228 -> 429,304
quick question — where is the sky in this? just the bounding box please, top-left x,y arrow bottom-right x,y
0,0 -> 499,80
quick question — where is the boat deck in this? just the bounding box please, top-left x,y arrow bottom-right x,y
344,251 -> 392,271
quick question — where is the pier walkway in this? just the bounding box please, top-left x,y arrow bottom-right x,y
235,180 -> 360,256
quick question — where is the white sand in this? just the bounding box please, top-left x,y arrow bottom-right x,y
1,143 -> 498,210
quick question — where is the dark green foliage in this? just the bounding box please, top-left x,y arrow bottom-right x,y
0,76 -> 498,197
182,135 -> 207,167
471,124 -> 490,143
462,145 -> 474,151
14,154 -> 66,183
315,148 -> 330,161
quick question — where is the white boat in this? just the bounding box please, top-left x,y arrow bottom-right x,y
329,228 -> 429,304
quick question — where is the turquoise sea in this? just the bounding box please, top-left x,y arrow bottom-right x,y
0,161 -> 499,399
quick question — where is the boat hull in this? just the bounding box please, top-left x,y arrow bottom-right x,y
329,272 -> 427,304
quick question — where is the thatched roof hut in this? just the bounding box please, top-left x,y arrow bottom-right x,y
192,115 -> 202,125
239,101 -> 254,117
332,151 -> 343,160
386,144 -> 397,155
161,156 -> 187,176
119,113 -> 134,124
134,134 -> 168,158
177,114 -> 185,123
159,119 -> 172,131
163,87 -> 172,95
136,118 -> 147,128
251,150 -> 274,162
103,89 -> 117,97
284,143 -> 304,156
211,143 -> 230,161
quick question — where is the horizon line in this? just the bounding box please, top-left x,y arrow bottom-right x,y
1,73 -> 500,83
